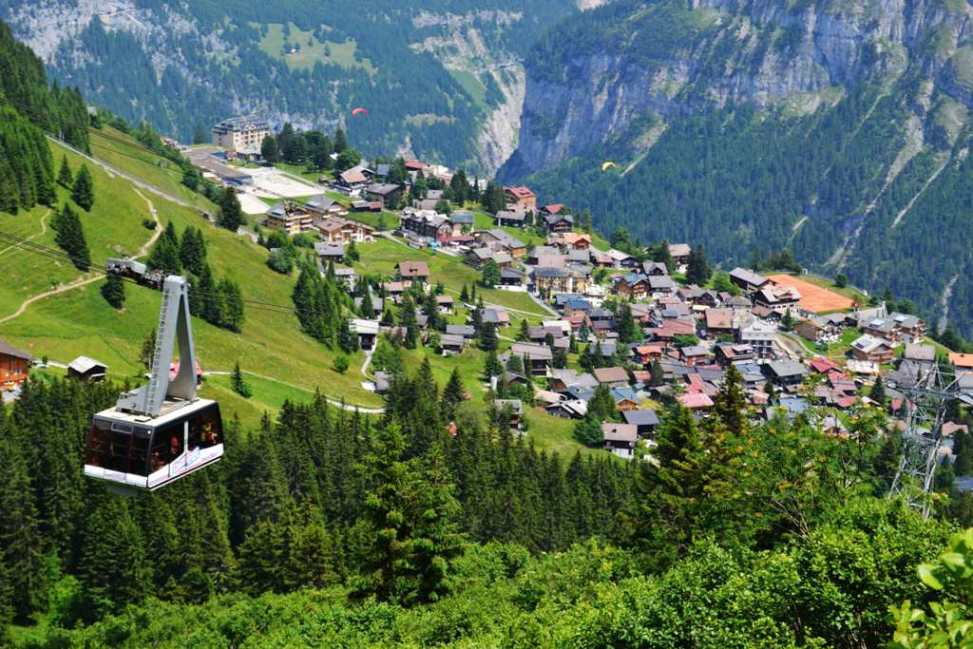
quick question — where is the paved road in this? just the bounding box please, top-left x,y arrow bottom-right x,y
48,135 -> 197,210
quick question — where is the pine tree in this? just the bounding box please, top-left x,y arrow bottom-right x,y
219,278 -> 245,332
140,329 -> 157,370
481,259 -> 500,287
686,246 -> 712,285
573,415 -> 604,447
870,376 -> 887,405
339,318 -> 359,353
588,383 -> 617,422
218,187 -> 243,231
56,155 -> 72,188
179,226 -> 207,276
359,287 -> 375,319
483,350 -> 502,380
53,203 -> 90,270
261,135 -> 279,163
353,425 -> 463,605
100,273 -> 125,309
713,364 -> 748,436
459,284 -> 469,303
616,303 -> 638,344
231,362 -> 252,398
0,438 -> 47,622
518,319 -> 530,342
71,164 -> 94,211
147,234 -> 181,275
442,368 -> 465,421
480,321 -> 498,351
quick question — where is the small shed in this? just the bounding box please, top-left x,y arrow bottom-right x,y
68,356 -> 107,382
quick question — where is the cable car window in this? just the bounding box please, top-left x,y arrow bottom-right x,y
151,421 -> 184,472
190,404 -> 222,450
85,420 -> 111,467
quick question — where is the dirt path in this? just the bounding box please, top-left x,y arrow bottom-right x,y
0,272 -> 105,325
0,209 -> 50,258
0,190 -> 160,326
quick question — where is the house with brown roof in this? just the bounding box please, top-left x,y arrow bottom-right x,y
668,243 -> 691,266
593,366 -> 630,387
396,261 -> 430,284
704,308 -> 734,335
336,166 -> 369,191
315,216 -> 374,244
265,202 -> 314,235
602,423 -> 639,458
0,339 -> 32,390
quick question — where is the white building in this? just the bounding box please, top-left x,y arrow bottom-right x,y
212,116 -> 271,154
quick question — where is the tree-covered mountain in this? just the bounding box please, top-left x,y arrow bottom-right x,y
0,19 -> 88,213
0,0 -> 583,174
501,0 -> 973,335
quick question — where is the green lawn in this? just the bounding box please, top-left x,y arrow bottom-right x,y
258,23 -> 375,74
88,127 -> 215,211
353,238 -> 550,319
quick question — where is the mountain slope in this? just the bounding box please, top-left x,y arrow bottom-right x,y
501,0 -> 973,334
0,0 -> 581,174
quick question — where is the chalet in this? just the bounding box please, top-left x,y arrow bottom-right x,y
547,398 -> 588,419
704,308 -> 735,336
533,267 -> 589,296
593,366 -> 629,387
543,213 -> 574,233
435,295 -> 455,314
494,399 -> 525,430
363,183 -> 403,208
642,261 -> 669,276
305,196 -> 346,218
763,360 -> 809,387
754,285 -> 801,313
541,203 -> 565,216
448,211 -> 475,234
405,159 -> 428,173
351,200 -> 382,213
612,387 -> 640,412
795,319 -> 824,342
482,308 -> 511,328
265,203 -> 314,235
500,267 -> 526,286
850,334 -> 896,364
668,243 -> 691,266
602,423 -> 639,459
446,324 -> 476,340
729,267 -> 769,292
314,242 -> 345,263
679,392 -> 714,412
591,250 -> 615,267
67,356 -> 107,382
383,281 -> 407,304
510,342 -> 553,375
547,368 -> 599,393
504,186 -> 537,214
615,274 -> 651,300
949,352 -> 973,372
714,343 -> 756,365
863,313 -> 925,343
648,275 -> 676,296
477,229 -> 527,258
550,232 -> 592,250
622,409 -> 660,437
396,261 -> 430,284
350,319 -> 380,350
1,340 -> 33,389
680,345 -> 709,367
633,343 -> 664,365
439,333 -> 466,356
400,209 -> 452,243
495,210 -> 526,228
316,216 -> 374,244
336,166 -> 369,191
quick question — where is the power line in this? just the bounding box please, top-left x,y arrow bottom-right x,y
0,230 -> 297,315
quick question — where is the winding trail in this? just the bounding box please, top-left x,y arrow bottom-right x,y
0,188 -> 161,326
0,209 -> 50,258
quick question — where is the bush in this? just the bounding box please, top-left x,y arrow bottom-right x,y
333,355 -> 350,374
142,218 -> 157,230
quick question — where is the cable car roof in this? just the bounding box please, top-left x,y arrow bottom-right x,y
95,398 -> 217,427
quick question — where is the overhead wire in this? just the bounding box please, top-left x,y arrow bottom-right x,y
0,230 -> 298,315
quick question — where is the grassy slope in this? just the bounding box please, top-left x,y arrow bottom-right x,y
0,132 -> 382,413
0,130 -> 590,457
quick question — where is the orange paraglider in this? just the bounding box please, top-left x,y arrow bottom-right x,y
352,107 -> 368,117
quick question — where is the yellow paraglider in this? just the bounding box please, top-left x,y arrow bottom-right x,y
601,160 -> 618,172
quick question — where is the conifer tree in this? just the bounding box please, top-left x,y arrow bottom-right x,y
71,163 -> 94,211
219,278 -> 245,331
442,368 -> 465,421
518,318 -> 530,341
339,318 -> 359,353
480,321 -> 498,351
179,226 -> 207,276
53,203 -> 90,270
218,187 -> 243,231
147,229 -> 182,275
56,155 -> 72,188
359,286 -> 375,319
870,376 -> 887,405
686,246 -> 712,285
616,303 -> 638,344
483,350 -> 502,380
231,362 -> 252,398
713,364 -> 748,436
100,273 -> 125,309
0,438 -> 47,622
460,284 -> 469,303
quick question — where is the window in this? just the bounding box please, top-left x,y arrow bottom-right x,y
189,403 -> 223,450
86,419 -> 151,476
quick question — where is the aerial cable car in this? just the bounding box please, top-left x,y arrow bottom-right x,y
84,276 -> 223,493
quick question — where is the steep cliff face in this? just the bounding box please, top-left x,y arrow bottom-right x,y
506,0 -> 973,176
0,0 -> 579,173
503,0 -> 973,335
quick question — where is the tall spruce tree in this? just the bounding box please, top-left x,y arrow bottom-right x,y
71,163 -> 94,211
100,273 -> 125,309
53,203 -> 91,270
56,155 -> 73,188
218,187 -> 243,231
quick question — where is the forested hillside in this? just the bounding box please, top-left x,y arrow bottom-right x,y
0,21 -> 87,213
501,0 -> 973,335
3,365 -> 971,647
0,0 -> 580,173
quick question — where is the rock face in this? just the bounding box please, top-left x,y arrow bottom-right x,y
0,1 -> 578,174
506,0 -> 973,176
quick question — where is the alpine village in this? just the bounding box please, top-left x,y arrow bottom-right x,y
2,5 -> 973,648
